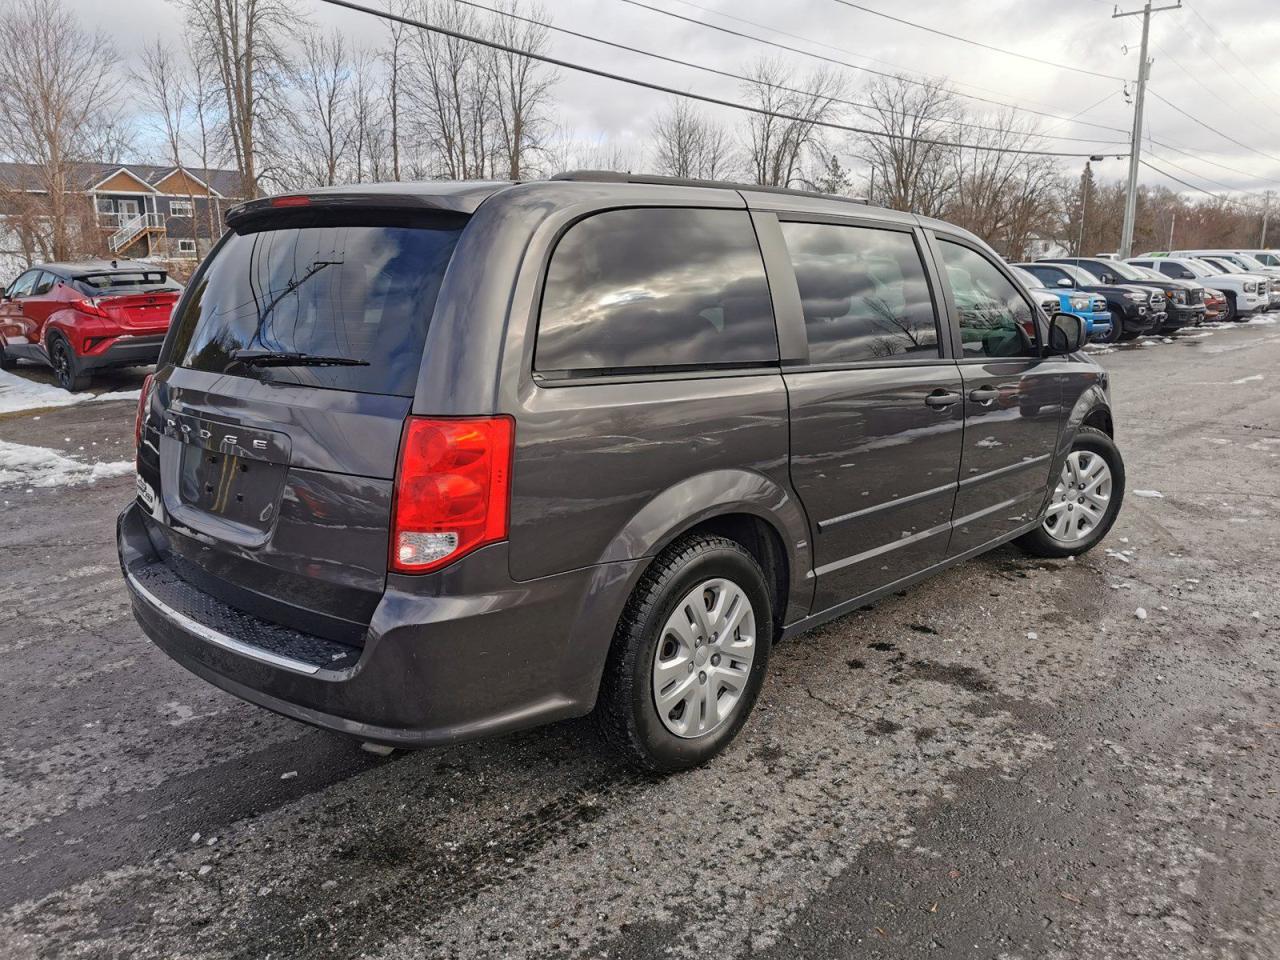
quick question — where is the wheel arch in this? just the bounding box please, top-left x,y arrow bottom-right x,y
596,469 -> 813,628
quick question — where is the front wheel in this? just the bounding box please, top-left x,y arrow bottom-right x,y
1016,426 -> 1125,558
596,535 -> 773,773
1224,293 -> 1240,323
1098,310 -> 1124,344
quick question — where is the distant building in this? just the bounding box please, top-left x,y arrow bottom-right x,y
0,161 -> 243,279
1026,234 -> 1070,260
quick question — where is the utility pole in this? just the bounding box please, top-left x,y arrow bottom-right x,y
1261,190 -> 1273,247
1114,1 -> 1181,259
1168,210 -> 1176,248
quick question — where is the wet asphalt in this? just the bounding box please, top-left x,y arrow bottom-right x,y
0,322 -> 1277,959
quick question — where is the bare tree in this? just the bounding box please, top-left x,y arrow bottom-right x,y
740,59 -> 843,187
0,0 -> 124,261
946,110 -> 1059,258
487,0 -> 557,180
185,39 -> 227,241
380,0 -> 410,180
404,0 -> 495,179
853,74 -> 958,217
136,38 -> 200,256
286,27 -> 354,187
178,0 -> 294,198
350,48 -> 390,182
651,98 -> 735,180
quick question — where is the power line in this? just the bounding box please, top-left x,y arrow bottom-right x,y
443,0 -> 1128,146
664,0 -> 1127,125
315,0 -> 1127,159
1183,1 -> 1280,102
1144,149 -> 1267,204
1147,88 -> 1280,167
1140,157 -> 1265,211
618,0 -> 1135,135
826,0 -> 1126,81
1148,36 -> 1280,140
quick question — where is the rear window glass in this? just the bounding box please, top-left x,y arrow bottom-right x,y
76,271 -> 180,294
779,222 -> 939,363
535,207 -> 777,375
168,215 -> 464,396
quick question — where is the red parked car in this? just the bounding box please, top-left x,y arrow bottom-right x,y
0,259 -> 182,391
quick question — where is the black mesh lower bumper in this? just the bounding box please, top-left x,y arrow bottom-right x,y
126,558 -> 362,672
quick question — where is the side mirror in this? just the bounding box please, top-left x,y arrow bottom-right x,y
1100,273 -> 1116,284
1180,271 -> 1194,279
1048,312 -> 1086,355
1056,278 -> 1073,287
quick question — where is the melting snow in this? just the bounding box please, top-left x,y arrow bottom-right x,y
1135,608 -> 1148,621
1231,374 -> 1264,384
0,440 -> 132,488
1133,489 -> 1165,498
0,369 -> 144,414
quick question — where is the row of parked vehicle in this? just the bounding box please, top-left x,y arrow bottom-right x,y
1010,248 -> 1280,344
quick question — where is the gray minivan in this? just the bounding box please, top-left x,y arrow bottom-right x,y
119,173 -> 1124,772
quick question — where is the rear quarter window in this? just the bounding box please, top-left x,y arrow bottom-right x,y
534,207 -> 777,376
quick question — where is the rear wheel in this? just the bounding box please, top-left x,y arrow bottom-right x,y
596,535 -> 772,773
1016,426 -> 1125,558
50,337 -> 91,392
0,341 -> 16,370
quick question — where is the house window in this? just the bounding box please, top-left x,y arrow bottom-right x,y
169,199 -> 194,217
176,239 -> 197,257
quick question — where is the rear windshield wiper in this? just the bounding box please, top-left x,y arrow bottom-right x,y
226,349 -> 370,369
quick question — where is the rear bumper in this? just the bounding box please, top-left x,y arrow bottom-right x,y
118,502 -> 642,747
80,334 -> 165,371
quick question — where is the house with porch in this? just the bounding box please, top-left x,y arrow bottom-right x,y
0,161 -> 244,277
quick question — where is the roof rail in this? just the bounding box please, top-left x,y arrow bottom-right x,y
549,170 -> 869,206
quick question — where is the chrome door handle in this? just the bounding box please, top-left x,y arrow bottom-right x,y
968,387 -> 1000,404
924,390 -> 961,408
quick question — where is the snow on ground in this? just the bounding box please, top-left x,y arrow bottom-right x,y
1232,374 -> 1264,384
0,439 -> 132,489
1133,489 -> 1165,499
0,369 -> 143,414
0,369 -> 89,415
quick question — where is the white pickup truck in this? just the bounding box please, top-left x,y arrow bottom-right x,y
1127,256 -> 1269,321
1169,249 -> 1280,310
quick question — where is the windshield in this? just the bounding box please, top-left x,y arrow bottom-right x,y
1195,258 -> 1237,274
167,213 -> 465,396
1091,259 -> 1146,281
1010,266 -> 1043,289
1129,265 -> 1164,280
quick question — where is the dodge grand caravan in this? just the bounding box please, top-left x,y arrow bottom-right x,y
119,173 -> 1125,772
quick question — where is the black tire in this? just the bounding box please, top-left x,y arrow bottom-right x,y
1117,325 -> 1142,341
1224,292 -> 1240,323
1016,426 -> 1126,559
596,534 -> 773,774
50,337 -> 91,391
0,341 -> 16,370
1098,309 -> 1124,344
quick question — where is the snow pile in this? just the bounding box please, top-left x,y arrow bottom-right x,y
0,369 -> 144,413
0,369 -> 90,415
0,439 -> 132,488
1246,314 -> 1277,325
89,388 -> 143,403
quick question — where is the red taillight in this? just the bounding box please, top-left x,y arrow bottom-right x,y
271,195 -> 311,207
390,416 -> 513,574
74,297 -> 107,317
134,373 -> 155,452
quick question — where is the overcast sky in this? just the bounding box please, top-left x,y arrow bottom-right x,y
67,0 -> 1280,198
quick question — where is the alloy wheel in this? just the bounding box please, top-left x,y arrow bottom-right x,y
651,578 -> 756,738
1043,450 -> 1112,543
53,342 -> 72,388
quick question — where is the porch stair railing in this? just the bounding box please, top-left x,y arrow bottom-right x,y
109,212 -> 166,253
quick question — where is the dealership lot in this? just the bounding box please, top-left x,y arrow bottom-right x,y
1,323 -> 1278,959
